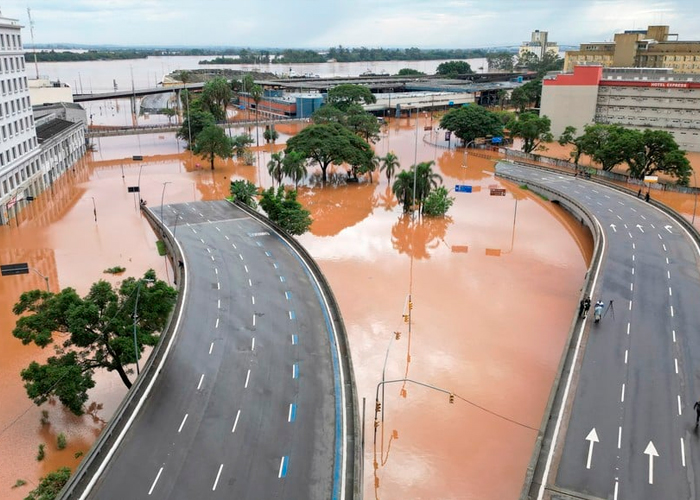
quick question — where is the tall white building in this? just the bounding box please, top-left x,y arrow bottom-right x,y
0,16 -> 42,225
519,30 -> 559,60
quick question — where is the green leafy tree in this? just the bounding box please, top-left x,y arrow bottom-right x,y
326,84 -> 376,112
263,125 -> 279,143
577,124 -> 635,172
439,105 -> 503,145
267,152 -> 285,187
397,68 -> 426,76
193,125 -> 233,170
285,123 -> 373,183
229,180 -> 258,208
12,271 -> 177,415
558,125 -> 586,164
506,112 -> 553,154
201,77 -> 233,121
177,110 -> 215,149
422,186 -> 455,216
392,170 -> 415,213
232,134 -> 254,160
24,467 -> 71,500
259,186 -> 313,235
625,129 -> 691,185
510,79 -> 543,112
282,150 -> 308,188
436,60 -> 473,76
487,52 -> 515,72
311,105 -> 347,125
241,74 -> 255,94
380,152 -> 400,184
345,104 -> 381,143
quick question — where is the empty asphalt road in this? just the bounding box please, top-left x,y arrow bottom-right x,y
86,200 -> 347,499
496,162 -> 700,500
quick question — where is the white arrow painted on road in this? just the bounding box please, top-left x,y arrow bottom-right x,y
636,224 -> 645,233
644,441 -> 659,484
665,225 -> 673,233
610,224 -> 617,233
585,428 -> 599,469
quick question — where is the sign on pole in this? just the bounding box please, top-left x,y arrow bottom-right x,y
643,175 -> 658,183
455,185 -> 472,193
490,188 -> 507,196
127,186 -> 140,193
1,263 -> 29,276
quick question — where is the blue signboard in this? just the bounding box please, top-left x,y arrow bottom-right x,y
491,137 -> 503,144
455,185 -> 473,193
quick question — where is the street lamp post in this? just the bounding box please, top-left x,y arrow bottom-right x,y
133,278 -> 154,375
137,163 -> 145,206
160,181 -> 171,227
463,140 -> 476,167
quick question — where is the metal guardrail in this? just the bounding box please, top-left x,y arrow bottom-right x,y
231,200 -> 362,500
58,206 -> 186,499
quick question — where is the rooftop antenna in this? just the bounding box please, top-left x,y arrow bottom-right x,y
27,8 -> 39,79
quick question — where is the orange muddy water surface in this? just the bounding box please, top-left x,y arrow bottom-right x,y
0,115 -> 599,499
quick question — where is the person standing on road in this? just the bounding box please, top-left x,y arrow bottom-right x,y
645,191 -> 651,203
583,297 -> 591,318
694,400 -> 700,428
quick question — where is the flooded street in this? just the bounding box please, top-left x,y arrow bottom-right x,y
0,111 -> 597,498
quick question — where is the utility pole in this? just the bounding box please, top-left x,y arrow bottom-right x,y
27,9 -> 39,79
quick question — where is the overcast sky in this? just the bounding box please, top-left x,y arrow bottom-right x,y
0,0 -> 698,48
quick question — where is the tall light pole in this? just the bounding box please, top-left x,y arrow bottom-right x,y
463,139 -> 476,167
133,278 -> 154,375
160,181 -> 172,227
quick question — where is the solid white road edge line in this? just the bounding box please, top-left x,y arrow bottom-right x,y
80,216 -> 189,500
537,216 -> 606,500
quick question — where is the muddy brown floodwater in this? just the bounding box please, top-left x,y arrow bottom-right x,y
0,115 -> 600,499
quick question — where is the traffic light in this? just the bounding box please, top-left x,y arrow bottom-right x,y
402,314 -> 409,323
408,301 -> 413,310
449,393 -> 455,404
375,401 -> 382,413
394,331 -> 401,340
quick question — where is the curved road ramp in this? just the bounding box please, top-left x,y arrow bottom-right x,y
61,200 -> 359,500
495,162 -> 700,500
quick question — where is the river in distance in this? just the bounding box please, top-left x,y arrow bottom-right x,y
0,57 -> 593,500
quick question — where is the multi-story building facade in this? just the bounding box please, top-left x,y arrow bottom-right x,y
0,16 -> 86,225
541,65 -> 700,152
519,30 -> 559,60
565,25 -> 700,74
0,16 -> 42,224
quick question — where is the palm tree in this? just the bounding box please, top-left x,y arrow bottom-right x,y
414,161 -> 443,213
380,152 -> 400,184
250,84 -> 263,147
283,150 -> 308,188
267,152 -> 284,187
366,154 -> 380,184
392,170 -> 414,213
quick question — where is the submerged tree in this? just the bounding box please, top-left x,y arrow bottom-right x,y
12,270 -> 177,415
193,125 -> 233,170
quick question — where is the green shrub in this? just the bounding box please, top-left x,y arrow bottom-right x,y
103,266 -> 126,274
156,240 -> 167,256
40,410 -> 50,426
37,443 -> 45,461
12,479 -> 26,489
57,433 -> 67,450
